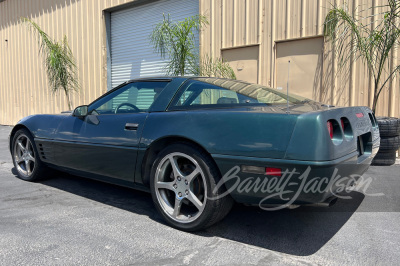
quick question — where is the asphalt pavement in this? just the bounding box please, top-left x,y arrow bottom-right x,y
0,125 -> 399,265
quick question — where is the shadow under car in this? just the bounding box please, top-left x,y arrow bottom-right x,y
12,168 -> 364,256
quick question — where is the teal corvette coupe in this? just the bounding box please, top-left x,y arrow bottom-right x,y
9,77 -> 380,231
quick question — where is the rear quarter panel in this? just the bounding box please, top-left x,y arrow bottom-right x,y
141,109 -> 298,159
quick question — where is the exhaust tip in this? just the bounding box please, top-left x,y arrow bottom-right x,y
305,196 -> 338,208
328,197 -> 338,207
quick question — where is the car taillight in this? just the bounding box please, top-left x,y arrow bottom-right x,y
327,121 -> 333,139
340,117 -> 353,140
265,167 -> 282,176
241,165 -> 283,176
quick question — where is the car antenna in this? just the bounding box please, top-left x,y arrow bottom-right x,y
286,60 -> 291,114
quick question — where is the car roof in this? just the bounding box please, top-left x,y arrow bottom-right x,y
125,76 -> 237,83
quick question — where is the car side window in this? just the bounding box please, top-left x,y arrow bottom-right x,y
170,80 -> 260,110
89,81 -> 169,115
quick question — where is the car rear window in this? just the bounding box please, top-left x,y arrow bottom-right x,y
169,79 -> 310,110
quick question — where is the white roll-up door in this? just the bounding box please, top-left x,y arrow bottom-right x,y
110,0 -> 199,89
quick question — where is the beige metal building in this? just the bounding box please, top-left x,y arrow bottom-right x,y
1,0 -> 399,125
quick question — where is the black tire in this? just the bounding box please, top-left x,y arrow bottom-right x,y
150,142 -> 234,231
371,150 -> 397,166
11,128 -> 50,181
377,117 -> 400,137
379,136 -> 400,151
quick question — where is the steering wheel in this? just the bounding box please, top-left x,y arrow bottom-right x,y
114,103 -> 140,114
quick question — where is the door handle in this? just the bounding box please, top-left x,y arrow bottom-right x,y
125,123 -> 139,131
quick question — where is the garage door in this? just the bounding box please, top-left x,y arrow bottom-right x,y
110,0 -> 199,89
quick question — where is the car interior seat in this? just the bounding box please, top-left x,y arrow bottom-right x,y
216,97 -> 238,104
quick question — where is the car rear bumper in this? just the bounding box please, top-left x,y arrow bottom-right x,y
211,141 -> 378,206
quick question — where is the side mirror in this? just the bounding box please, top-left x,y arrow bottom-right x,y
73,105 -> 88,118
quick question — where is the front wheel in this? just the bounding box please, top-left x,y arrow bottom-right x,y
150,143 -> 233,231
12,129 -> 49,181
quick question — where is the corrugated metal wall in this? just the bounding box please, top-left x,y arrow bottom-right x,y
0,0 -> 399,125
200,0 -> 400,118
0,0 -> 145,125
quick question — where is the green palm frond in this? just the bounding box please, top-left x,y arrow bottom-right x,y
150,14 -> 208,76
323,1 -> 400,112
193,55 -> 236,80
22,17 -> 79,110
150,14 -> 235,79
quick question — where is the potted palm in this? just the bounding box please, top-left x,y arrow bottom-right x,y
324,0 -> 400,165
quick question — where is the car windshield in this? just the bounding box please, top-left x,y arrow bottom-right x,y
169,78 -> 311,110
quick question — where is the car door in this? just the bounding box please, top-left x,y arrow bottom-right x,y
53,81 -> 170,183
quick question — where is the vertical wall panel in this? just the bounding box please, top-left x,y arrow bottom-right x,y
199,0 -> 210,56
246,0 -> 258,45
212,0 -> 222,56
233,0 -> 245,46
222,0 -> 234,48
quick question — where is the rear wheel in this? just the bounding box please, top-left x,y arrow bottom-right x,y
12,129 -> 49,181
150,143 -> 233,231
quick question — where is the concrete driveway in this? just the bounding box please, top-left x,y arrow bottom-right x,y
0,125 -> 399,265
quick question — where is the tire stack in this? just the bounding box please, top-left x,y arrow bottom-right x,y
372,117 -> 400,166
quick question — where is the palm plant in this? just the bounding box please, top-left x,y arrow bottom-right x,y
151,14 -> 236,79
21,17 -> 79,110
323,0 -> 400,113
195,55 -> 236,80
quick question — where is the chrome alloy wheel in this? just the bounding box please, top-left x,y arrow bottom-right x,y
154,152 -> 207,223
13,134 -> 36,177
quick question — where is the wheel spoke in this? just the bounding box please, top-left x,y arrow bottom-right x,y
17,157 -> 24,163
26,161 -> 32,175
172,198 -> 183,218
185,166 -> 201,183
168,155 -> 183,179
27,154 -> 35,163
17,140 -> 25,152
187,191 -> 204,211
155,181 -> 174,191
25,138 -> 31,151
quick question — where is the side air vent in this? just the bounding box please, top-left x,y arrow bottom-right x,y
37,142 -> 51,161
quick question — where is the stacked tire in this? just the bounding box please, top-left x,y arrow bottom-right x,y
372,117 -> 400,166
